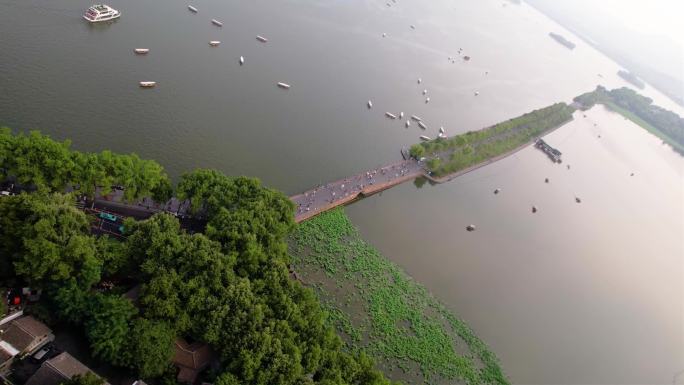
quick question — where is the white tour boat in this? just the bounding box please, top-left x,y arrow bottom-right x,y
139,81 -> 156,88
209,41 -> 221,46
188,5 -> 198,12
256,35 -> 268,43
277,82 -> 291,89
211,19 -> 223,26
83,4 -> 121,22
134,48 -> 149,54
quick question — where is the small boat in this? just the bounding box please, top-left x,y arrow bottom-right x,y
422,89 -> 427,95
382,33 -> 387,37
575,197 -> 581,203
239,56 -> 245,65
425,97 -> 430,103
411,115 -> 422,121
134,48 -> 149,54
188,5 -> 198,12
630,172 -> 634,176
256,35 -> 268,43
405,120 -> 411,128
463,55 -> 471,61
385,112 -> 397,119
417,77 -> 422,84
544,178 -> 549,183
139,81 -> 156,88
494,188 -> 500,194
420,135 -> 431,141
277,82 -> 291,89
532,206 -> 538,213
209,41 -> 221,46
418,121 -> 427,130
410,25 -> 416,29
474,91 -> 480,96
466,224 -> 476,232
399,112 -> 404,119
211,19 -> 223,26
438,133 -> 445,138
567,164 -> 571,170
83,4 -> 121,22
367,100 -> 373,109
439,126 -> 445,134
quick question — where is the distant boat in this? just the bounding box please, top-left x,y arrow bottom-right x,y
139,81 -> 156,88
410,25 -> 415,29
209,40 -> 221,46
256,35 -> 268,43
188,5 -> 198,12
385,112 -> 397,119
420,135 -> 431,141
422,89 -> 427,95
463,55 -> 471,61
532,206 -> 538,213
239,56 -> 245,65
411,115 -> 422,121
382,33 -> 387,37
575,197 -> 581,203
466,224 -> 476,231
211,19 -> 223,26
134,48 -> 149,54
367,100 -> 373,109
277,82 -> 291,89
474,91 -> 479,96
399,112 -> 404,119
418,121 -> 427,130
494,188 -> 500,194
425,97 -> 430,103
405,120 -> 410,128
439,126 -> 445,134
417,77 -> 422,84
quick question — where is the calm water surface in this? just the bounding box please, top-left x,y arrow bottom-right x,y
1,0 -> 682,383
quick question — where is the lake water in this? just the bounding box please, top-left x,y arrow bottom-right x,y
1,0 -> 682,383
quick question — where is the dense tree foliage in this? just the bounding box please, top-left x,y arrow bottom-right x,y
0,130 -> 395,384
574,86 -> 684,154
0,128 -> 172,201
84,293 -> 138,365
0,192 -> 101,287
60,372 -> 105,385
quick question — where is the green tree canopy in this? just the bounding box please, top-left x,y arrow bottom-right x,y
59,372 -> 105,385
0,192 -> 101,288
127,318 -> 176,378
84,293 -> 137,365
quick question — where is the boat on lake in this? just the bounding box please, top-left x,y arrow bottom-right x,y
211,19 -> 223,26
405,120 -> 410,128
139,81 -> 156,88
420,135 -> 431,141
188,5 -> 198,12
385,112 -> 397,119
240,56 -> 245,65
209,41 -> 221,46
411,115 -> 422,121
418,121 -> 427,130
134,48 -> 149,54
256,35 -> 268,43
277,82 -> 291,89
83,4 -> 121,22
367,100 -> 373,109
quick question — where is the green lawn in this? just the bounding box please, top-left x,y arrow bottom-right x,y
290,209 -> 508,385
603,101 -> 684,153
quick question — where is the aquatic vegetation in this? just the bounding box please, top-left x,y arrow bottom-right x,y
290,208 -> 509,385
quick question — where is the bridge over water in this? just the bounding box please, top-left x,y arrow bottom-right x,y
291,158 -> 425,222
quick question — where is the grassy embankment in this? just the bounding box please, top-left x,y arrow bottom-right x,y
603,101 -> 684,153
574,86 -> 684,155
290,208 -> 509,385
409,103 -> 576,178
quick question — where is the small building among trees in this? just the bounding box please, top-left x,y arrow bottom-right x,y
0,315 -> 53,373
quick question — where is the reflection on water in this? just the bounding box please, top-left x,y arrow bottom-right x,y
1,0 -> 682,383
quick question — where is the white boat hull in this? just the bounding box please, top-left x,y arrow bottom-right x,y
83,12 -> 120,22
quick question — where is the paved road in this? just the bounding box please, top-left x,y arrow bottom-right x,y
291,158 -> 425,222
